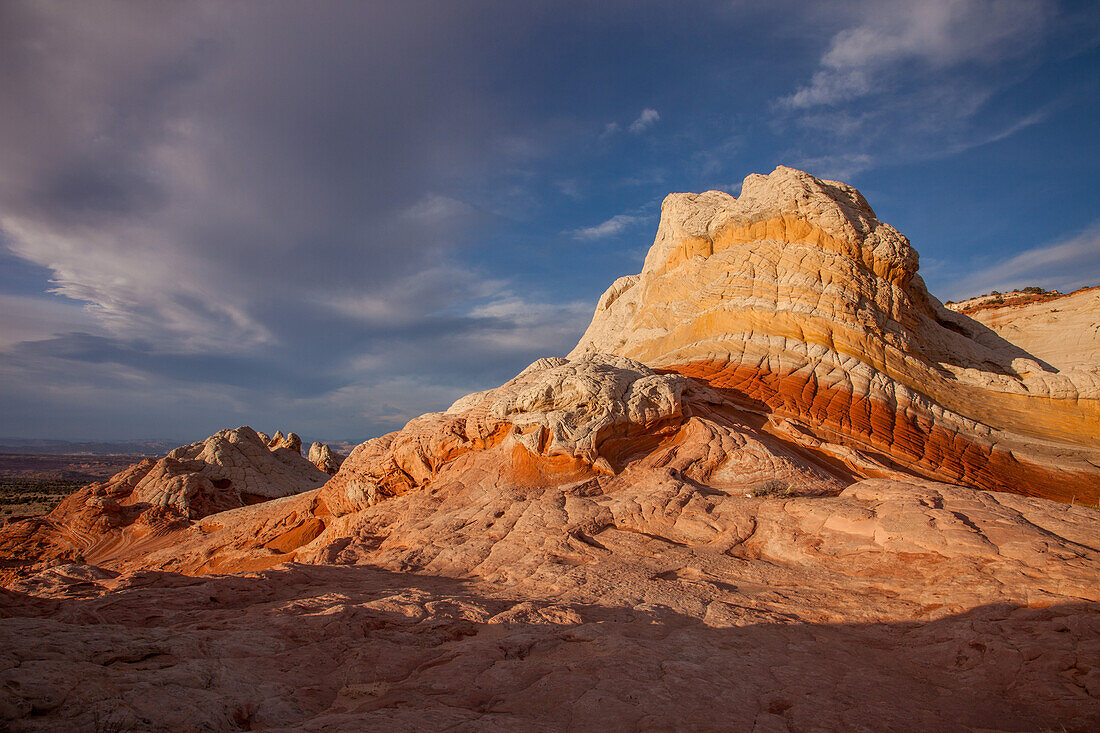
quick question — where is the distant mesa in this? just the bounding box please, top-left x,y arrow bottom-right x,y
0,438 -> 179,456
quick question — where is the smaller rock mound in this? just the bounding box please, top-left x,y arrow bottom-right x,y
265,430 -> 303,453
322,354 -> 712,516
0,427 -> 328,581
308,442 -> 346,475
315,353 -> 853,523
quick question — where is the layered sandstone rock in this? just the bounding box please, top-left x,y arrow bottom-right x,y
266,430 -> 303,454
571,166 -> 1100,502
948,286 -> 1100,372
314,353 -> 868,522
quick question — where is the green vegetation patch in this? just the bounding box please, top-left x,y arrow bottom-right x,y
0,478 -> 86,519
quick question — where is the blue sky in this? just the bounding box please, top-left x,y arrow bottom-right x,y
1,0 -> 1098,442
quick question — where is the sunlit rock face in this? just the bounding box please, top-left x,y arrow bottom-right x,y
947,286 -> 1100,373
319,351 -> 921,522
308,441 -> 346,475
571,166 -> 1100,502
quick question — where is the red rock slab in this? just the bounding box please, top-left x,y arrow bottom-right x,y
669,359 -> 1100,504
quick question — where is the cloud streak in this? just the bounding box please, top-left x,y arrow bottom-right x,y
783,0 -> 1047,109
943,222 -> 1100,300
570,214 -> 643,240
775,0 -> 1058,176
629,108 -> 661,133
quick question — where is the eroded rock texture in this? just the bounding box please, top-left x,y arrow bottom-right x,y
2,473 -> 1098,731
308,441 -> 346,475
571,166 -> 1100,502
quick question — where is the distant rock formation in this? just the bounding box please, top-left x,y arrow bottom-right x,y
308,441 -> 345,475
571,166 -> 1099,502
266,430 -> 303,454
0,427 -> 327,579
948,286 -> 1100,372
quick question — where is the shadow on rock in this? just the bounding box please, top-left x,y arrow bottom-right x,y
1,562 -> 1097,732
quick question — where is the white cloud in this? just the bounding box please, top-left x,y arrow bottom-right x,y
320,264 -> 496,327
570,214 -> 641,240
783,0 -> 1046,109
599,108 -> 660,139
784,69 -> 870,109
466,294 -> 592,352
0,215 -> 276,352
400,194 -> 475,225
773,0 -> 1058,178
555,179 -> 582,200
942,222 -> 1100,300
629,108 -> 661,134
936,109 -> 1050,157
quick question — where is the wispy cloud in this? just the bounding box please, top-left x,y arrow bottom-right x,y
782,0 -> 1047,110
629,108 -> 661,133
0,293 -> 96,348
465,294 -> 592,352
400,194 -> 476,225
776,0 -> 1054,175
570,214 -> 642,240
555,179 -> 582,200
792,153 -> 874,181
600,108 -> 661,138
943,222 -> 1100,300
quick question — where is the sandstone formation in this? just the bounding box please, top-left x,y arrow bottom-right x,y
267,430 -> 303,454
948,286 -> 1100,373
0,427 -> 328,580
571,167 -> 1099,502
1,469 -> 1098,730
309,441 -> 346,475
2,168 -> 1098,731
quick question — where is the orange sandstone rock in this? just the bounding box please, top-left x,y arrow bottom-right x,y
570,166 -> 1099,502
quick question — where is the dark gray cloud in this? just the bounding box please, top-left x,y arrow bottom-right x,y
0,1 -> 607,439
